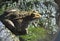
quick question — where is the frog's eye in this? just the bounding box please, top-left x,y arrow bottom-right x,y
31,13 -> 35,17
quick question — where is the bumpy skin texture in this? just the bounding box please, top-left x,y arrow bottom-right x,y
0,9 -> 41,35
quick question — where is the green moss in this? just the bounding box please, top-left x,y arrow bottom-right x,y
20,26 -> 47,41
0,9 -> 3,14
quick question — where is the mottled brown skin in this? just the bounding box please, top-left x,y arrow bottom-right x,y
0,9 -> 41,35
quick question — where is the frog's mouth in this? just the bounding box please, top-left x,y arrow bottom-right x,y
33,14 -> 41,19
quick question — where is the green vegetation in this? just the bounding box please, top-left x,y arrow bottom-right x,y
20,26 -> 47,41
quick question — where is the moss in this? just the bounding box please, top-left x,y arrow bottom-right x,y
20,26 -> 47,41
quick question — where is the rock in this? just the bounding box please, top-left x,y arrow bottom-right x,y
0,22 -> 20,41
